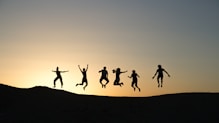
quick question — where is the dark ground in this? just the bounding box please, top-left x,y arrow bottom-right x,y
0,84 -> 218,123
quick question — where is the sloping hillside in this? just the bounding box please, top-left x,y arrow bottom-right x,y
0,84 -> 218,123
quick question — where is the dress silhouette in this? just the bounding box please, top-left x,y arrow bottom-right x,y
76,64 -> 88,90
128,70 -> 140,92
152,65 -> 170,88
99,66 -> 109,88
52,67 -> 68,88
113,68 -> 127,87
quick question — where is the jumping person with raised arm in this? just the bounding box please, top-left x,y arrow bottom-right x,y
76,64 -> 89,90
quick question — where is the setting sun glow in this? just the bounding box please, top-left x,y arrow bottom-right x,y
1,0 -> 218,97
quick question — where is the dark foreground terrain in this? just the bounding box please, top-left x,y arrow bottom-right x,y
0,84 -> 219,123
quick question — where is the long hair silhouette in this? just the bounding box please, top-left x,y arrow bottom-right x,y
113,68 -> 127,87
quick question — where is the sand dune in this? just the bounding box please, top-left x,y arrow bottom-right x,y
0,84 -> 218,123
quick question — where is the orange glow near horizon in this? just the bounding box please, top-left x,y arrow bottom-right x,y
1,61 -> 178,97
0,61 -> 208,97
1,1 -> 219,97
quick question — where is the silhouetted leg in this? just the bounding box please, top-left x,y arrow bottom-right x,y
157,77 -> 160,88
118,79 -> 123,87
161,76 -> 163,87
76,80 -> 84,87
138,87 -> 141,92
114,80 -> 118,85
54,77 -> 59,88
83,82 -> 88,90
104,78 -> 109,88
117,78 -> 123,87
100,78 -> 104,88
78,82 -> 84,86
118,82 -> 124,87
131,82 -> 135,91
60,77 -> 63,88
114,77 -> 120,85
135,83 -> 140,92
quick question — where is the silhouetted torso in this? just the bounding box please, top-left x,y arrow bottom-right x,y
152,65 -> 170,88
56,71 -> 61,77
131,73 -> 138,82
116,71 -> 121,80
157,68 -> 164,77
76,65 -> 88,90
100,70 -> 108,78
82,71 -> 87,80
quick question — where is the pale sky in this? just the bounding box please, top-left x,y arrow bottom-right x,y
0,0 -> 219,97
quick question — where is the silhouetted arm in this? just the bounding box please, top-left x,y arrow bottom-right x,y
86,64 -> 88,71
121,71 -> 128,73
137,74 -> 140,78
164,69 -> 170,77
152,70 -> 158,79
61,70 -> 69,73
128,75 -> 132,78
52,70 -> 58,72
78,65 -> 82,72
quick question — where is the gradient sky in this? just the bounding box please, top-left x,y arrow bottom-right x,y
0,0 -> 219,97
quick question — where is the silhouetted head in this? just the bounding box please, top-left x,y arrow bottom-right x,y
158,65 -> 162,69
56,67 -> 59,71
117,68 -> 121,72
103,66 -> 106,70
83,68 -> 85,71
132,70 -> 136,73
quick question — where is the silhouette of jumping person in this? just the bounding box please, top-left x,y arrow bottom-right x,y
128,70 -> 140,92
99,66 -> 109,88
76,64 -> 88,90
152,65 -> 170,88
112,68 -> 127,87
52,67 -> 68,88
